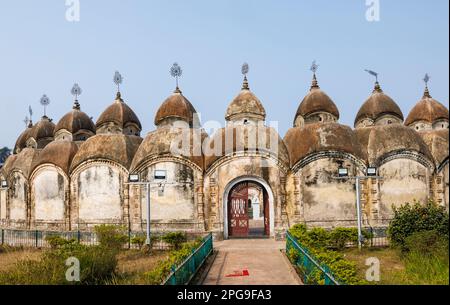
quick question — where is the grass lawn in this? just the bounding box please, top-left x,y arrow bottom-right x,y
341,247 -> 449,285
0,247 -> 42,272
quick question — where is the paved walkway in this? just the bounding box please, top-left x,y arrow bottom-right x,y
202,239 -> 302,285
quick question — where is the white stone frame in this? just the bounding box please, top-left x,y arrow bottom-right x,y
222,175 -> 275,239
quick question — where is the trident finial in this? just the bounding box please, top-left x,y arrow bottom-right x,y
170,63 -> 183,92
23,116 -> 29,128
28,106 -> 33,124
113,71 -> 123,93
40,95 -> 50,117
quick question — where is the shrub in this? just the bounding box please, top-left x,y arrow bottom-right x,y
404,230 -> 448,255
94,225 -> 128,250
0,243 -> 118,285
45,235 -> 76,249
162,232 -> 187,250
131,235 -> 146,250
388,200 -> 449,250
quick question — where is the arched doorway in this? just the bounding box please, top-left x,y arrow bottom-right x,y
223,177 -> 274,239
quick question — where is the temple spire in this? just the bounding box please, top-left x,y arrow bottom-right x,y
310,60 -> 320,89
241,62 -> 250,90
71,83 -> 82,110
423,73 -> 431,98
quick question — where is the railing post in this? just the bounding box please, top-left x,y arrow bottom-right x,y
77,230 -> 81,244
1,228 -> 3,245
35,230 -> 38,248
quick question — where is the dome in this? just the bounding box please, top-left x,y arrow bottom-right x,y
96,92 -> 142,132
31,141 -> 79,175
355,82 -> 404,127
284,122 -> 365,167
355,124 -> 433,166
225,77 -> 266,122
28,116 -> 55,148
55,101 -> 96,136
1,154 -> 18,178
154,88 -> 198,127
418,129 -> 449,167
4,147 -> 40,178
204,125 -> 289,169
70,134 -> 142,172
131,125 -> 207,172
294,75 -> 340,123
14,121 -> 34,153
404,88 -> 449,126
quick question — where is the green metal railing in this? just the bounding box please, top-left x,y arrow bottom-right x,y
286,231 -> 340,285
163,233 -> 213,285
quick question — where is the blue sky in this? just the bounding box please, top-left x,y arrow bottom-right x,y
0,0 -> 448,148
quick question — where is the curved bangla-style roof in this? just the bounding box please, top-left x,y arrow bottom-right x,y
284,122 -> 365,168
31,141 -> 79,175
14,123 -> 34,153
204,125 -> 289,170
29,116 -> 55,144
154,89 -> 197,126
355,83 -> 404,126
418,129 -> 449,167
355,124 -> 433,166
96,92 -> 142,130
131,126 -> 207,171
404,89 -> 449,126
70,134 -> 142,172
3,148 -> 40,179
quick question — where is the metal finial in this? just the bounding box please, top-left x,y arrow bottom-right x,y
241,63 -> 250,90
28,105 -> 33,122
365,69 -> 382,92
71,83 -> 82,109
423,73 -> 431,98
113,71 -> 123,93
40,94 -> 50,117
170,63 -> 183,90
23,116 -> 29,128
310,60 -> 319,74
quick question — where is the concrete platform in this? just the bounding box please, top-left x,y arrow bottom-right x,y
202,239 -> 302,285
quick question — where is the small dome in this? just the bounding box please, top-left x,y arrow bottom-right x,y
96,92 -> 142,132
131,125 -> 207,172
225,77 -> 266,122
29,116 -> 56,148
355,124 -> 433,166
355,82 -> 404,127
204,125 -> 289,169
55,102 -> 96,136
14,121 -> 34,153
418,129 -> 449,167
31,141 -> 79,175
405,88 -> 449,126
154,88 -> 198,127
1,154 -> 18,178
4,147 -> 40,178
284,122 -> 365,167
70,134 -> 142,172
294,75 -> 340,124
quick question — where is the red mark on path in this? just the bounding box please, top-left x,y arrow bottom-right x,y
225,269 -> 250,277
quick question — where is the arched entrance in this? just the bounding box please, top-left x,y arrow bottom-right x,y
223,177 -> 275,239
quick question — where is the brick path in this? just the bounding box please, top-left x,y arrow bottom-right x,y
202,239 -> 302,285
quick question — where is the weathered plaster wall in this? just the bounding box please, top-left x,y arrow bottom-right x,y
0,188 -> 6,221
9,172 -> 27,221
379,159 -> 430,219
296,158 -> 362,228
443,163 -> 449,210
32,168 -> 65,221
76,164 -> 123,222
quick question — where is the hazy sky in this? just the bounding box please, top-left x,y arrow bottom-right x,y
0,0 -> 448,148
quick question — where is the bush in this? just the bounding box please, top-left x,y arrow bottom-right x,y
388,200 -> 449,250
45,235 -> 77,249
130,235 -> 146,250
404,230 -> 448,255
162,232 -> 187,250
0,243 -> 118,285
94,225 -> 128,250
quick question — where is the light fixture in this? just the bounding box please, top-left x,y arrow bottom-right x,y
1,180 -> 7,188
128,174 -> 140,183
338,168 -> 349,177
366,167 -> 377,176
154,170 -> 167,181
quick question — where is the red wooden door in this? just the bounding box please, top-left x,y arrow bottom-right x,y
228,182 -> 249,237
264,190 -> 270,236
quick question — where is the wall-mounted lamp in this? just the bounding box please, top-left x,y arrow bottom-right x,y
366,167 -> 377,177
338,168 -> 349,177
128,174 -> 139,183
